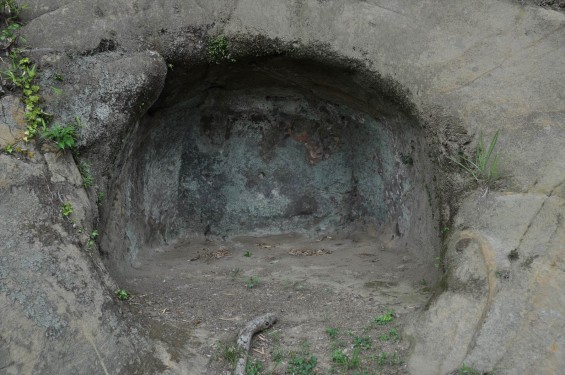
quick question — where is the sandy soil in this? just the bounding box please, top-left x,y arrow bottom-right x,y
118,233 -> 434,374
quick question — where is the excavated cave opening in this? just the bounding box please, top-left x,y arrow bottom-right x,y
100,57 -> 441,275
97,56 -> 444,370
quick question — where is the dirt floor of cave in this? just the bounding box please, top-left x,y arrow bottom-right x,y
118,233 -> 434,374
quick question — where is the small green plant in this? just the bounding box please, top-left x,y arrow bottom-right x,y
60,202 -> 73,217
50,86 -> 62,95
114,288 -> 130,300
288,353 -> 318,375
1,4 -> 51,142
0,22 -> 20,48
217,342 -> 239,366
325,327 -> 339,339
349,349 -> 361,369
390,352 -> 403,366
245,359 -> 263,375
245,276 -> 260,289
352,335 -> 372,350
266,330 -> 284,368
3,56 -> 51,139
87,229 -> 99,249
96,191 -> 105,205
377,351 -> 388,366
78,161 -> 94,188
42,122 -> 76,150
331,348 -> 360,369
332,348 -> 347,364
0,0 -> 23,19
374,311 -> 394,325
208,35 -> 235,64
4,144 -> 32,157
377,351 -> 403,367
53,72 -> 64,81
271,345 -> 284,365
244,251 -> 252,257
378,328 -> 400,342
458,363 -> 481,375
449,130 -> 500,186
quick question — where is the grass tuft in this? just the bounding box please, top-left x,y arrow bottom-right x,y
449,130 -> 500,186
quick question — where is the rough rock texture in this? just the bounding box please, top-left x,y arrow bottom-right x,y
0,0 -> 563,374
32,50 -> 168,189
101,59 -> 438,273
0,149 -> 144,374
0,95 -> 27,148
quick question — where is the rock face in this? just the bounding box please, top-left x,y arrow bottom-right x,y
0,150 -> 137,374
0,0 -> 563,374
0,95 -> 27,148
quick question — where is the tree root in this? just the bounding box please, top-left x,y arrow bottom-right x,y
234,313 -> 277,375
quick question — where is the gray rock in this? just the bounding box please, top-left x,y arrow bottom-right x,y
0,95 -> 26,148
0,0 -> 561,374
44,152 -> 82,186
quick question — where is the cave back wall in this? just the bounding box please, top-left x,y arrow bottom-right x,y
101,58 -> 438,269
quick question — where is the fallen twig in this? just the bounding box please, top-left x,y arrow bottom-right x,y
234,313 -> 277,375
